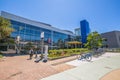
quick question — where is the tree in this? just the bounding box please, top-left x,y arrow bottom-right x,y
0,16 -> 14,40
85,31 -> 103,49
0,37 -> 15,44
24,42 -> 34,50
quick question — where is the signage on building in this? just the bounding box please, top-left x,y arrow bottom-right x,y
41,32 -> 44,38
16,36 -> 20,42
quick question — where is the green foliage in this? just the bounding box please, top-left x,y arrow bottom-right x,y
0,37 -> 15,51
106,48 -> 120,52
0,17 -> 14,40
48,48 -> 89,59
24,42 -> 34,50
0,17 -> 14,51
0,55 -> 3,58
85,31 -> 103,49
0,52 -> 3,58
0,37 -> 15,44
7,38 -> 15,44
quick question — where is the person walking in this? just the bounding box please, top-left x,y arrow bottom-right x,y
34,48 -> 41,63
34,48 -> 38,58
29,48 -> 34,59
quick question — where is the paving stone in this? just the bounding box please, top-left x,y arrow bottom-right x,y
0,54 -> 75,80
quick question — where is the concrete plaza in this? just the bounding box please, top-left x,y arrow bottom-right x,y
0,52 -> 120,80
41,52 -> 120,80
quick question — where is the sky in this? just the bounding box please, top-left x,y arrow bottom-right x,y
0,0 -> 120,33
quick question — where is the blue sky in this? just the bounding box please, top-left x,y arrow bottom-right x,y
0,0 -> 120,33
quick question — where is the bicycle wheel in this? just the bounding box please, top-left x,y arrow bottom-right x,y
85,55 -> 92,61
76,54 -> 82,60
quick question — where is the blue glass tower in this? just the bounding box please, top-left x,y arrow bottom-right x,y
80,20 -> 90,43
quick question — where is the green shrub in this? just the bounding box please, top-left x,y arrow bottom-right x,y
106,48 -> 120,52
48,48 -> 89,60
67,49 -> 73,54
0,52 -> 3,58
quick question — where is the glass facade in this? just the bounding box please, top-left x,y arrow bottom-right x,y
0,11 -> 74,47
10,20 -> 71,46
11,20 -> 41,41
80,20 -> 90,43
75,28 -> 81,36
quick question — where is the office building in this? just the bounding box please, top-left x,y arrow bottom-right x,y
74,28 -> 81,41
0,11 -> 74,46
101,31 -> 120,48
75,28 -> 81,36
80,20 -> 90,43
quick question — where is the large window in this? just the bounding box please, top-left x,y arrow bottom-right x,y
10,20 -> 72,44
53,31 -> 68,43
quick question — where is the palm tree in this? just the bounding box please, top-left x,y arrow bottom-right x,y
0,16 -> 14,40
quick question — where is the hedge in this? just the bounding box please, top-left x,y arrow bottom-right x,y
48,48 -> 89,60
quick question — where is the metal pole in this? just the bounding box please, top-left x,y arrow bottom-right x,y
40,32 -> 44,59
41,38 -> 44,59
41,38 -> 44,54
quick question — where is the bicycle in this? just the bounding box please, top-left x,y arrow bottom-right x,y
77,52 -> 92,62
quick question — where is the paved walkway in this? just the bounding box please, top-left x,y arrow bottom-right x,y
41,53 -> 120,80
101,69 -> 120,80
1,52 -> 120,80
0,53 -> 75,80
66,52 -> 120,66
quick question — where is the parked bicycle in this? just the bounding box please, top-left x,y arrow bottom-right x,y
77,52 -> 92,62
92,48 -> 105,57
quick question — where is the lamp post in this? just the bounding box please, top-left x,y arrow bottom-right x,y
35,32 -> 49,62
40,32 -> 44,59
15,26 -> 23,54
16,35 -> 20,54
